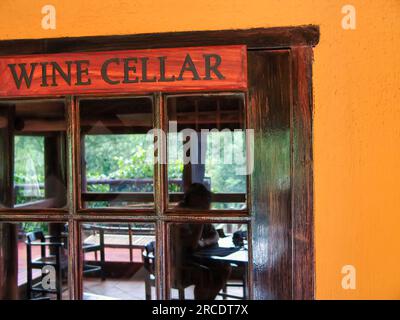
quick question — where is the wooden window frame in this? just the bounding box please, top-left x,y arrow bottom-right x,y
76,94 -> 157,215
162,91 -> 249,215
0,97 -> 69,215
0,25 -> 319,300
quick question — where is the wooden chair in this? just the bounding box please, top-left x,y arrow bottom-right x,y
26,231 -> 68,300
143,241 -> 193,300
82,225 -> 106,280
220,264 -> 247,300
143,241 -> 156,300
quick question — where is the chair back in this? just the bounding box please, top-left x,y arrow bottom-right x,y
143,241 -> 155,274
26,231 -> 45,243
232,230 -> 247,247
145,240 -> 155,255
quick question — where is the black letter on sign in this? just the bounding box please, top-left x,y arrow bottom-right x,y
203,54 -> 224,80
140,57 -> 157,82
101,58 -> 120,85
40,62 -> 49,87
75,60 -> 91,86
51,61 -> 72,86
158,56 -> 175,82
8,63 -> 38,89
122,58 -> 139,84
177,54 -> 200,81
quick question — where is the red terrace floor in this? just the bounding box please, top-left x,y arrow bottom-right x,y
17,240 -> 144,286
17,240 -> 244,300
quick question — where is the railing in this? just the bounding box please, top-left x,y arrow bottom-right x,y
14,177 -> 246,207
14,178 -> 185,195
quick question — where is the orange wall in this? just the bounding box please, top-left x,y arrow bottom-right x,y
0,0 -> 399,299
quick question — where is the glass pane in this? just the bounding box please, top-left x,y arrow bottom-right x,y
0,222 -> 69,300
80,97 -> 154,209
168,223 -> 248,300
167,95 -> 247,211
81,222 -> 156,300
14,136 -> 45,205
0,100 -> 67,209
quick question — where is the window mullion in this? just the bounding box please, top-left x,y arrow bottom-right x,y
154,92 -> 167,299
67,95 -> 80,300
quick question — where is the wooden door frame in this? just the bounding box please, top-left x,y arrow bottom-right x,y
0,25 -> 319,300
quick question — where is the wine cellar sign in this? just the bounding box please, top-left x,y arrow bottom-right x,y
0,45 -> 247,97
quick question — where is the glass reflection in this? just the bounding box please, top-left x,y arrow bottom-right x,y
169,222 -> 248,300
167,95 -> 247,210
81,222 -> 156,300
80,97 -> 154,209
0,222 -> 69,300
0,100 -> 67,209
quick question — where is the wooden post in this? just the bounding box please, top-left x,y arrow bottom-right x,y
0,223 -> 18,299
45,134 -> 67,208
0,104 -> 18,299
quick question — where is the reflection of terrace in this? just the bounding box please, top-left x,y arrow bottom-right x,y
17,235 -> 150,286
17,229 -> 153,300
17,228 -> 246,300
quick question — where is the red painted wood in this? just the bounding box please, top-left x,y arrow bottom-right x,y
0,45 -> 247,97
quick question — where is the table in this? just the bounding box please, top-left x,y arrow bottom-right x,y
193,236 -> 249,299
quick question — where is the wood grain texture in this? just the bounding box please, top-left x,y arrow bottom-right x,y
291,46 -> 315,300
0,107 -> 21,298
248,50 -> 292,299
0,26 -> 319,56
0,105 -> 14,208
0,46 -> 247,97
0,223 -> 18,299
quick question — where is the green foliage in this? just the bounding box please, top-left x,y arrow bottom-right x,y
21,222 -> 48,234
205,131 -> 247,194
14,136 -> 45,204
85,134 -> 154,182
86,134 -> 184,194
14,131 -> 249,211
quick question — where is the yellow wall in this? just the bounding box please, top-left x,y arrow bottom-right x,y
0,0 -> 399,299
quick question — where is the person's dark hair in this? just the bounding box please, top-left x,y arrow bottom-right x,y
180,183 -> 212,209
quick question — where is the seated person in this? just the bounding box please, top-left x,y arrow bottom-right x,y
170,183 -> 231,300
